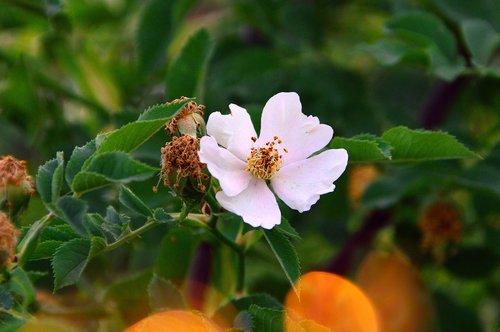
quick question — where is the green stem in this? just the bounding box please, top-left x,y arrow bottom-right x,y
104,219 -> 157,252
208,217 -> 245,293
16,213 -> 54,267
204,190 -> 220,214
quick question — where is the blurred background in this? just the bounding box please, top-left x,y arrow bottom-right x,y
0,0 -> 499,331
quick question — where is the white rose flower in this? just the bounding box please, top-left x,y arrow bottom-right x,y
199,92 -> 348,229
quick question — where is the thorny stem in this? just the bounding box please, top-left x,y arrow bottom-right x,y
104,219 -> 158,252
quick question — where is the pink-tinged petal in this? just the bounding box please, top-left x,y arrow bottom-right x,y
259,92 -> 333,165
199,136 -> 251,197
271,149 -> 348,213
216,178 -> 281,229
206,104 -> 257,161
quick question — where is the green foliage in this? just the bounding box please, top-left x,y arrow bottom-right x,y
36,152 -> 64,204
331,126 -> 479,163
147,274 -> 186,311
52,237 -> 106,290
263,229 -> 301,292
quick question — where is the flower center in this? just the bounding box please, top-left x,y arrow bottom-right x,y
246,136 -> 286,180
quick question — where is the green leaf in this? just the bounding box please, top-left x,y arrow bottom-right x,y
153,208 -> 174,224
119,186 -> 153,217
216,212 -> 243,242
8,267 -> 35,308
65,140 -> 96,187
72,152 -> 157,194
155,227 -> 198,282
165,28 -> 214,100
147,274 -> 186,312
248,305 -> 284,332
387,11 -> 457,61
276,218 -> 301,240
0,286 -> 13,310
462,19 -> 500,66
137,98 -> 191,121
136,0 -> 174,73
382,126 -> 479,161
445,247 -> 499,279
90,207 -> 132,241
330,135 -> 391,163
433,291 -> 483,332
52,237 -> 106,290
36,152 -> 64,204
263,229 -> 301,293
55,196 -> 88,235
30,240 -> 63,260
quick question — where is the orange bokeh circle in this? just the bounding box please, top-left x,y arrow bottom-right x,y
285,271 -> 379,332
125,310 -> 223,332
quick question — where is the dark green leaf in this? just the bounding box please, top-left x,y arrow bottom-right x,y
166,28 -> 214,99
217,213 -> 243,242
276,218 -> 301,240
36,152 -> 64,204
9,267 -> 35,308
382,126 -> 479,161
433,291 -> 483,332
52,237 -> 106,290
0,286 -> 13,310
263,229 -> 301,293
248,305 -> 284,332
65,140 -> 96,187
147,274 -> 186,311
155,227 -> 198,282
55,196 -> 88,235
30,240 -> 63,260
153,208 -> 174,224
119,186 -> 153,217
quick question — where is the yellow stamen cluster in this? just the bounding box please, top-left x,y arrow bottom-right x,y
418,201 -> 463,262
0,155 -> 35,193
159,135 -> 208,192
0,212 -> 18,269
246,136 -> 285,180
165,97 -> 206,136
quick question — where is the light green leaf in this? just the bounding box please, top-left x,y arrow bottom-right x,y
36,152 -> 64,204
148,274 -> 186,312
71,172 -> 109,195
330,135 -> 392,163
119,186 -> 153,217
382,126 -> 479,161
137,98 -> 190,121
263,229 -> 301,293
462,19 -> 500,66
65,140 -> 96,187
52,237 -> 106,290
166,28 -> 214,100
72,152 -> 157,194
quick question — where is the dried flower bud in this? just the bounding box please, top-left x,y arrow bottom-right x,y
0,212 -> 19,269
0,155 -> 35,215
165,97 -> 206,137
157,135 -> 209,198
418,201 -> 463,262
348,165 -> 379,207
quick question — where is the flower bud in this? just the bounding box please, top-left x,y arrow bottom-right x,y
0,155 -> 35,215
0,212 -> 19,270
157,135 -> 210,199
165,97 -> 206,137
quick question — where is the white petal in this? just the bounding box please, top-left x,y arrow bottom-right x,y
259,92 -> 333,165
271,149 -> 348,213
216,178 -> 281,229
206,104 -> 257,161
199,136 -> 252,197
